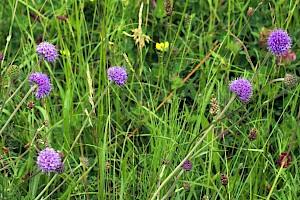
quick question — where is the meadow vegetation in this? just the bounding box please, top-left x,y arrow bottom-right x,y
0,0 -> 299,199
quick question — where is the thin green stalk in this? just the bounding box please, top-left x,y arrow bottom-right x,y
266,164 -> 284,200
161,170 -> 185,200
0,85 -> 36,137
0,59 -> 41,112
41,164 -> 83,200
151,96 -> 235,200
63,81 -> 112,162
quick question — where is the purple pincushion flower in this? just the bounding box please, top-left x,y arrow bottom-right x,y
267,29 -> 291,56
36,41 -> 59,63
182,159 -> 192,171
37,148 -> 62,173
28,72 -> 52,99
229,78 -> 253,102
107,66 -> 128,86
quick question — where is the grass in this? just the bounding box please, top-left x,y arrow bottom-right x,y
0,0 -> 300,199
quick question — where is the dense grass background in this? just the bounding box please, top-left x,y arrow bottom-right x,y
0,0 -> 299,199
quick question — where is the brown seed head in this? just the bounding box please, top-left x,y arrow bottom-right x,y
284,73 -> 298,88
164,0 -> 173,16
220,173 -> 228,186
183,182 -> 190,190
27,101 -> 35,110
249,128 -> 258,141
209,95 -> 219,116
247,7 -> 254,17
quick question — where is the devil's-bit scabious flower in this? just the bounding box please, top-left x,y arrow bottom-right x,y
229,78 -> 253,102
28,72 -> 52,99
37,148 -> 62,173
36,41 -> 59,63
267,29 -> 291,56
107,66 -> 128,86
182,160 -> 192,171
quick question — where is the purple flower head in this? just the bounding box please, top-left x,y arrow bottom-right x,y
267,29 -> 291,56
36,41 -> 59,63
28,72 -> 52,99
37,148 -> 62,173
229,78 -> 253,102
107,66 -> 128,86
182,159 -> 192,171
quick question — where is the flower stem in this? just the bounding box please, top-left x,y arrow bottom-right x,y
0,59 -> 41,112
63,81 -> 112,162
150,96 -> 235,200
38,164 -> 83,200
161,170 -> 185,200
0,85 -> 36,137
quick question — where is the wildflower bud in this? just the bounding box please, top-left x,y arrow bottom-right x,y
55,163 -> 66,174
229,78 -> 253,102
247,7 -> 254,17
181,160 -> 192,172
248,128 -> 258,141
105,161 -> 111,170
164,0 -> 173,16
183,182 -> 190,191
161,158 -> 170,165
43,120 -> 50,127
259,27 -> 272,47
27,101 -> 35,110
284,73 -> 298,88
202,195 -> 210,200
82,157 -> 89,166
5,65 -> 21,81
0,52 -> 3,61
220,173 -> 228,186
277,152 -> 291,168
209,95 -> 219,116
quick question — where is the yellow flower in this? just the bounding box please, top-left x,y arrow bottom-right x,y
156,41 -> 169,52
60,49 -> 70,56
